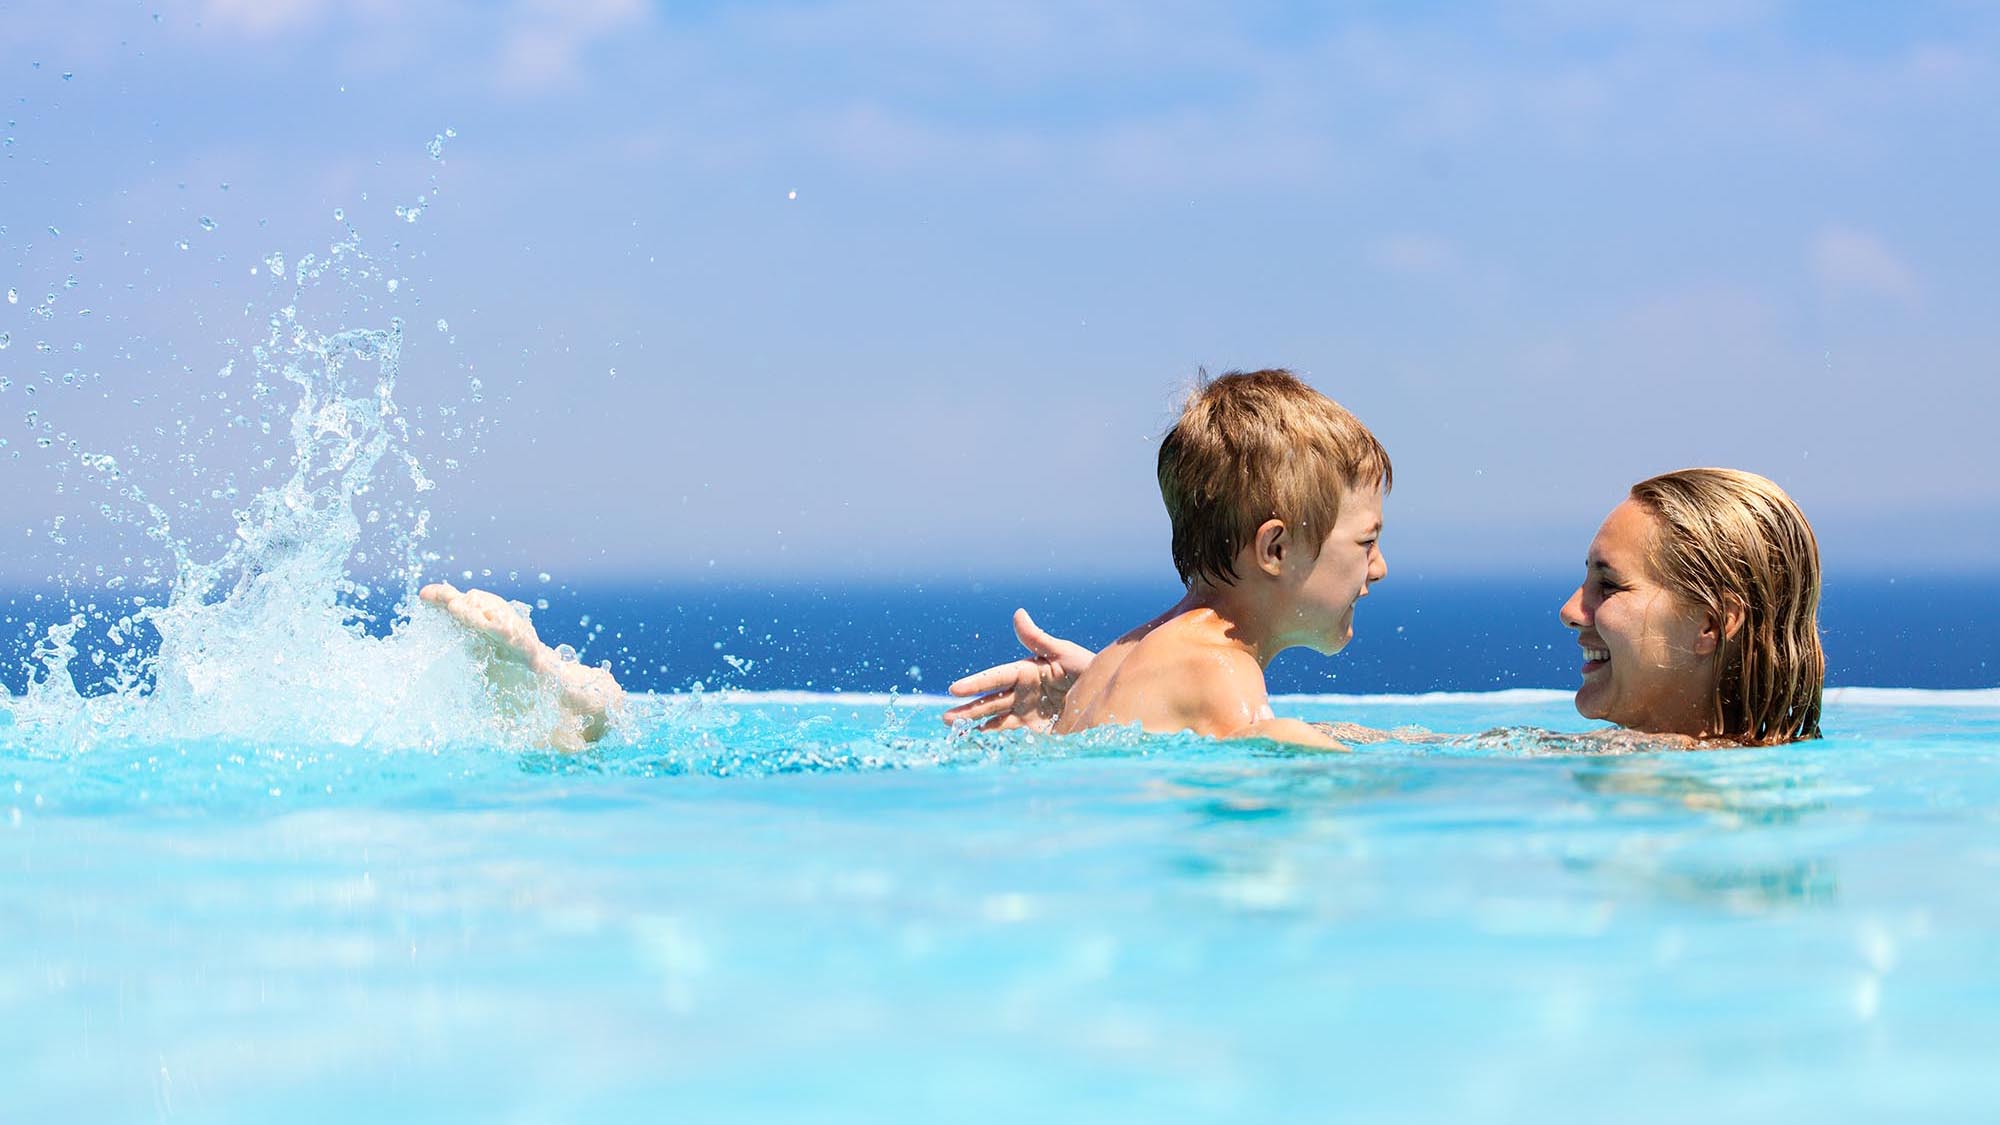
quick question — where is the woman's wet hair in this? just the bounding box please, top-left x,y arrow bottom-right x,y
1629,468 -> 1824,745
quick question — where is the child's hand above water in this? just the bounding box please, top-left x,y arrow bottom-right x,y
942,609 -> 1095,731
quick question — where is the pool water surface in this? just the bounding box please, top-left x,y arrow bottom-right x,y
4,691 -> 1996,1122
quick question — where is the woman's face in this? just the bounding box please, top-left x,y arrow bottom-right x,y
1558,499 -> 1719,736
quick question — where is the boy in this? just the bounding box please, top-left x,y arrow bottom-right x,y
943,370 -> 1389,750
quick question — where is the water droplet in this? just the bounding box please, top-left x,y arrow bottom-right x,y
788,190 -> 798,200
385,278 -> 399,292
332,207 -> 345,223
175,240 -> 189,251
61,72 -> 73,81
198,216 -> 216,232
435,318 -> 449,332
4,288 -> 14,304
0,333 -> 10,350
46,226 -> 59,237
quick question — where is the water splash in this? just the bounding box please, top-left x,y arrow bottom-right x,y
1,205 -> 564,754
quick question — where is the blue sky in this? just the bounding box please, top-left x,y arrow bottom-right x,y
3,0 -> 1996,587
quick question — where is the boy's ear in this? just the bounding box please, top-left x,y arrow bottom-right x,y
1253,519 -> 1288,578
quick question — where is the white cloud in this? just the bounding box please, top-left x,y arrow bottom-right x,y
1812,227 -> 1918,301
494,0 -> 651,93
199,0 -> 333,38
1369,234 -> 1457,276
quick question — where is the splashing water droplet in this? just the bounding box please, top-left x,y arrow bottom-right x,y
4,288 -> 14,304
332,207 -> 345,223
435,318 -> 449,332
176,240 -> 189,251
199,216 -> 216,232
0,333 -> 10,350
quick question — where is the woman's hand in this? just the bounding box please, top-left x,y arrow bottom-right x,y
941,609 -> 1095,732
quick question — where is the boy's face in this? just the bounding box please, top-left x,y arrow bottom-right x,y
1283,483 -> 1387,654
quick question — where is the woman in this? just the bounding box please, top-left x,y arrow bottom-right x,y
943,468 -> 1824,747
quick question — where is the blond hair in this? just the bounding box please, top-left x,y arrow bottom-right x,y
1157,369 -> 1392,588
1629,468 -> 1824,745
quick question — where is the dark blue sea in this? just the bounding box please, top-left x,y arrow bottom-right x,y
6,574 -> 1995,699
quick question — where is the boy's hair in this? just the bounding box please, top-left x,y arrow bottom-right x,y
1157,369 -> 1392,588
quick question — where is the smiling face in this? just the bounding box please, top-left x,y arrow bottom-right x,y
1558,499 -> 1720,735
1280,483 -> 1387,655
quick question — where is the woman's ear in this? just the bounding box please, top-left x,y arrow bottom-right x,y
1253,519 -> 1288,578
1696,596 -> 1748,655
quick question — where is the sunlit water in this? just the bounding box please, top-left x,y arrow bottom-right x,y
5,131 -> 1997,1121
4,692 -> 1998,1122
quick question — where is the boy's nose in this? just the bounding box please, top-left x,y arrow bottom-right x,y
1370,549 -> 1388,583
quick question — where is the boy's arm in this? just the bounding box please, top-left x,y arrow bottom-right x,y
1310,721 -> 1445,744
942,609 -> 1095,731
420,582 -> 625,750
1234,716 -> 1351,751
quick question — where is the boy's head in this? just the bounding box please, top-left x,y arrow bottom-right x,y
1157,369 -> 1392,588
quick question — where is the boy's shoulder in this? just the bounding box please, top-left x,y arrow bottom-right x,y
1102,616 -> 1271,735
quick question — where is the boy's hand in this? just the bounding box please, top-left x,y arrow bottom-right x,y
942,609 -> 1095,731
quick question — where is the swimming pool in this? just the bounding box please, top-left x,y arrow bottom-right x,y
5,688 -> 1996,1121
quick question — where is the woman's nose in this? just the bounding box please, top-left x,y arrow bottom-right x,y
1559,585 -> 1587,629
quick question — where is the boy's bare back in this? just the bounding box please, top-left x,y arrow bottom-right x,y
1055,606 -> 1271,737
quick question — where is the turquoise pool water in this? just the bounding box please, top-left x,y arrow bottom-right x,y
4,148 -> 1993,1120
5,689 -> 1996,1122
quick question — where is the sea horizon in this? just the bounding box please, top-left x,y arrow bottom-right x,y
8,573 -> 1995,700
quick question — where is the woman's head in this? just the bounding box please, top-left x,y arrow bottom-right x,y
1559,468 -> 1823,745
